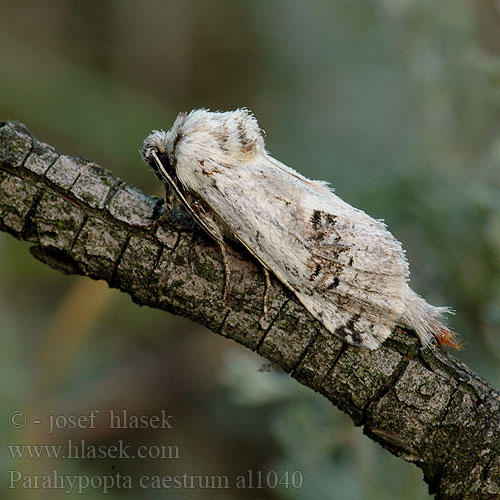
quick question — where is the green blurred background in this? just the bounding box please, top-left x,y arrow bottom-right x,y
1,1 -> 499,499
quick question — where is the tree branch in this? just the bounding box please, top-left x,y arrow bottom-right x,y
1,120 -> 499,499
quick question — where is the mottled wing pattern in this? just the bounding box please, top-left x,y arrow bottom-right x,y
184,153 -> 409,349
289,204 -> 408,348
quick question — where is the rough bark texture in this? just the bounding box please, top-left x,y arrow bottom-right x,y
0,120 -> 499,499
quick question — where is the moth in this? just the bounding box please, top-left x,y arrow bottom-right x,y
141,109 -> 459,350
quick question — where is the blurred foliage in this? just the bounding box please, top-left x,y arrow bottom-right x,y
221,351 -> 427,500
0,1 -> 498,499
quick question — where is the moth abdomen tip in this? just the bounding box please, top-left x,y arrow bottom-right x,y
434,327 -> 462,349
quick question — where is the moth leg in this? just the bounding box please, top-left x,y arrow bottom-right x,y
217,239 -> 231,301
143,208 -> 169,229
262,266 -> 271,314
181,206 -> 231,302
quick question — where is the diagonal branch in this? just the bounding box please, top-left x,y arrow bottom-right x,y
0,120 -> 499,499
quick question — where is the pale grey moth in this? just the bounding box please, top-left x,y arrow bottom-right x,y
141,109 -> 459,350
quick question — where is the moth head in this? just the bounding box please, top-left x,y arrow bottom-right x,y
141,132 -> 170,184
140,113 -> 188,181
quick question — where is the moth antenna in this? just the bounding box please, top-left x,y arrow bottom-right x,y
151,150 -> 233,301
151,151 -> 219,240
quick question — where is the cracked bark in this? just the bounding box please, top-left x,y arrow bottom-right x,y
0,120 -> 499,499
